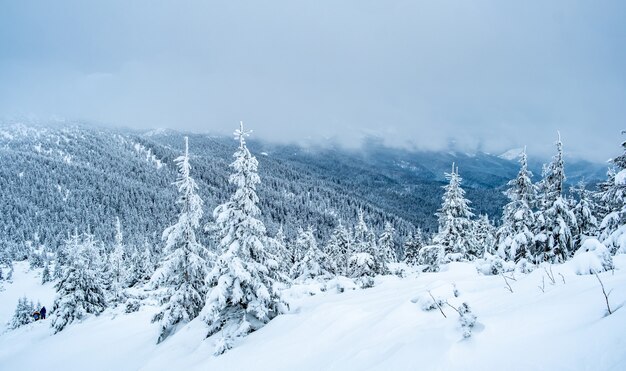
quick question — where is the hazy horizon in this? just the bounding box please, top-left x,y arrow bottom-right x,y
1,1 -> 624,161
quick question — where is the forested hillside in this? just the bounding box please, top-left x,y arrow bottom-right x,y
0,122 -> 604,254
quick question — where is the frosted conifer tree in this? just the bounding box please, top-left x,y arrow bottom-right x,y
353,210 -> 370,253
326,222 -> 352,276
497,150 -> 537,262
377,222 -> 397,273
596,134 -> 626,252
290,227 -> 333,281
108,217 -> 127,303
51,232 -> 107,333
41,260 -> 51,284
8,297 -> 35,329
433,164 -> 477,261
135,241 -> 156,284
535,134 -> 577,262
474,215 -> 496,257
571,181 -> 598,247
403,229 -> 424,266
153,137 -> 209,344
267,226 -> 291,276
204,122 -> 287,355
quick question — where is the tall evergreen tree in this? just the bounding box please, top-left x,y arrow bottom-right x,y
204,123 -> 287,355
596,134 -> 626,252
108,217 -> 127,303
290,227 -> 333,281
534,134 -> 577,262
153,137 -> 209,343
8,297 -> 35,329
474,215 -> 496,258
571,181 -> 598,247
267,225 -> 291,276
325,221 -> 352,276
432,164 -> 477,261
377,222 -> 397,272
403,229 -> 424,266
497,150 -> 537,262
51,231 -> 107,333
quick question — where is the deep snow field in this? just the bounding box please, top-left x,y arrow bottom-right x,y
1,258 -> 626,371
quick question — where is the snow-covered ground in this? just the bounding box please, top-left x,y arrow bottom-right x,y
2,259 -> 626,371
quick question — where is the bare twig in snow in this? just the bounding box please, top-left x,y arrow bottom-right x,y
538,276 -> 545,293
558,273 -> 566,284
444,301 -> 462,316
543,266 -> 556,285
501,273 -> 514,293
594,271 -> 613,315
428,290 -> 447,318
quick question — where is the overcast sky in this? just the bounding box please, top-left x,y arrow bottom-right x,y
1,1 -> 624,161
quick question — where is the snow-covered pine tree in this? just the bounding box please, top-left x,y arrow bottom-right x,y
267,225 -> 291,276
54,231 -> 79,280
474,215 -> 496,257
496,150 -> 537,262
41,260 -> 51,284
51,231 -> 107,333
108,217 -> 127,303
432,164 -> 477,261
571,181 -> 598,247
596,134 -> 626,253
8,297 -> 35,329
349,211 -> 381,281
290,227 -> 334,282
403,229 -> 424,266
325,221 -> 352,276
153,137 -> 210,344
535,134 -> 577,262
377,222 -> 397,273
133,240 -> 156,284
204,122 -> 287,355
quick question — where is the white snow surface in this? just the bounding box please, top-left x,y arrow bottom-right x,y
2,260 -> 626,370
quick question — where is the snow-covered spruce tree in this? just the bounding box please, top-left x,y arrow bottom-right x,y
8,297 -> 35,329
417,245 -> 444,272
571,181 -> 598,247
290,227 -> 334,282
204,123 -> 287,356
475,215 -> 496,257
403,229 -> 424,266
153,137 -> 210,344
267,225 -> 291,276
348,211 -> 381,283
108,217 -> 127,303
433,164 -> 477,261
377,222 -> 397,272
53,231 -> 80,280
348,252 -> 376,288
132,240 -> 155,284
325,221 -> 352,276
497,150 -> 537,262
41,260 -> 51,284
596,135 -> 626,253
535,135 -> 577,262
51,232 -> 107,334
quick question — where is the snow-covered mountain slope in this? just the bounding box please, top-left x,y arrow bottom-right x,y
0,122 -> 607,251
2,259 -> 625,371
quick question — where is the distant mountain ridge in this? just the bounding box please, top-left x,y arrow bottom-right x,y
0,122 -> 607,252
